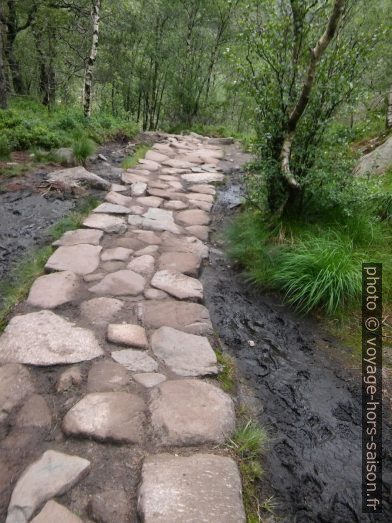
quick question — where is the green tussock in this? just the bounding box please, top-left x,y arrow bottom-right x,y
216,350 -> 236,393
72,134 -> 96,166
122,144 -> 150,169
0,196 -> 100,331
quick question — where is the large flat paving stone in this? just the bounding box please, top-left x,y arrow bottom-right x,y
0,311 -> 104,366
93,203 -> 131,214
139,208 -> 182,234
6,450 -> 90,523
160,232 -> 208,259
133,373 -> 166,388
158,252 -> 200,276
101,247 -> 133,261
136,196 -> 163,208
150,379 -> 235,445
80,297 -> 124,326
53,228 -> 103,247
105,191 -> 133,207
139,300 -> 212,335
0,364 -> 35,425
151,270 -> 203,300
112,350 -> 158,372
145,150 -> 169,163
62,392 -> 145,443
131,182 -> 147,196
87,361 -> 129,392
15,394 -> 51,430
89,270 -> 145,296
45,245 -> 102,275
31,500 -> 82,523
27,271 -> 80,309
181,172 -> 224,183
138,454 -> 245,523
151,326 -> 217,376
83,213 -> 127,233
128,255 -> 155,277
47,166 -> 110,190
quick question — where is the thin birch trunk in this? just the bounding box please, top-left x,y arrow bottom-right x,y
84,0 -> 101,117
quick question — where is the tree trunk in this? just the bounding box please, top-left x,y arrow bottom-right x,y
0,15 -> 7,109
279,0 -> 345,196
83,0 -> 101,118
387,84 -> 392,130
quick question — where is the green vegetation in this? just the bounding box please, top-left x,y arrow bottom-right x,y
228,420 -> 268,522
0,196 -> 99,332
216,350 -> 236,393
122,144 -> 150,169
72,134 -> 96,166
0,99 -> 138,160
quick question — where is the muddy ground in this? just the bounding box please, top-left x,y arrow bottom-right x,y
203,145 -> 392,522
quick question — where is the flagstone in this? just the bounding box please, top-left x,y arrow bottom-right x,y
83,213 -> 127,233
93,203 -> 130,214
89,270 -> 146,296
158,252 -> 200,276
27,271 -> 80,309
45,244 -> 102,275
53,228 -> 103,247
101,247 -> 133,262
151,270 -> 203,300
111,350 -> 158,372
107,324 -> 148,348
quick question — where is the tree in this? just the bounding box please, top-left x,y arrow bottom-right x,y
0,5 -> 7,108
84,0 -> 101,117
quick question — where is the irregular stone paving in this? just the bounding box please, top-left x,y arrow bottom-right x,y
0,134 -> 245,521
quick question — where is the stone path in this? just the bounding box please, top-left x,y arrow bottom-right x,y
0,134 -> 245,522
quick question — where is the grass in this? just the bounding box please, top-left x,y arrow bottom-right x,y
227,420 -> 269,522
0,196 -> 99,331
216,350 -> 237,393
121,144 -> 150,169
72,134 -> 96,166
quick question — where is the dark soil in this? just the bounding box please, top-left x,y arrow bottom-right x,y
202,144 -> 392,522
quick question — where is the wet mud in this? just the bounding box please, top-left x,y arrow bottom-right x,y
202,147 -> 392,522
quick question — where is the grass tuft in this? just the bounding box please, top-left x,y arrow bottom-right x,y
216,350 -> 236,393
72,134 -> 96,166
122,144 -> 150,169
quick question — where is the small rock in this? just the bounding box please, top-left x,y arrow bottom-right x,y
111,183 -> 127,192
111,350 -> 158,372
160,232 -> 208,259
0,364 -> 35,425
105,191 -> 133,207
151,270 -> 203,300
144,288 -> 169,300
31,500 -> 82,523
98,153 -> 109,162
134,245 -> 159,256
15,394 -> 51,430
248,340 -> 255,347
158,252 -> 200,276
53,229 -> 103,247
133,373 -> 166,388
163,200 -> 188,210
63,392 -> 145,443
83,214 -> 127,234
27,271 -> 80,309
89,270 -> 146,296
88,489 -> 131,523
45,245 -> 102,275
6,450 -> 90,523
107,324 -> 148,348
185,225 -> 209,241
93,203 -> 130,214
150,379 -> 235,446
127,255 -> 155,276
101,247 -> 133,262
57,367 -> 83,392
0,311 -> 104,366
87,361 -> 129,392
80,297 -> 123,326
136,196 -> 163,208
131,182 -> 147,196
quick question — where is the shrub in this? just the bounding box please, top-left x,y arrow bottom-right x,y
72,134 -> 96,165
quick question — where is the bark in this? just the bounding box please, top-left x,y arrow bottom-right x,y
83,0 -> 101,117
33,22 -> 55,107
280,0 -> 345,190
387,84 -> 392,130
0,11 -> 7,108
